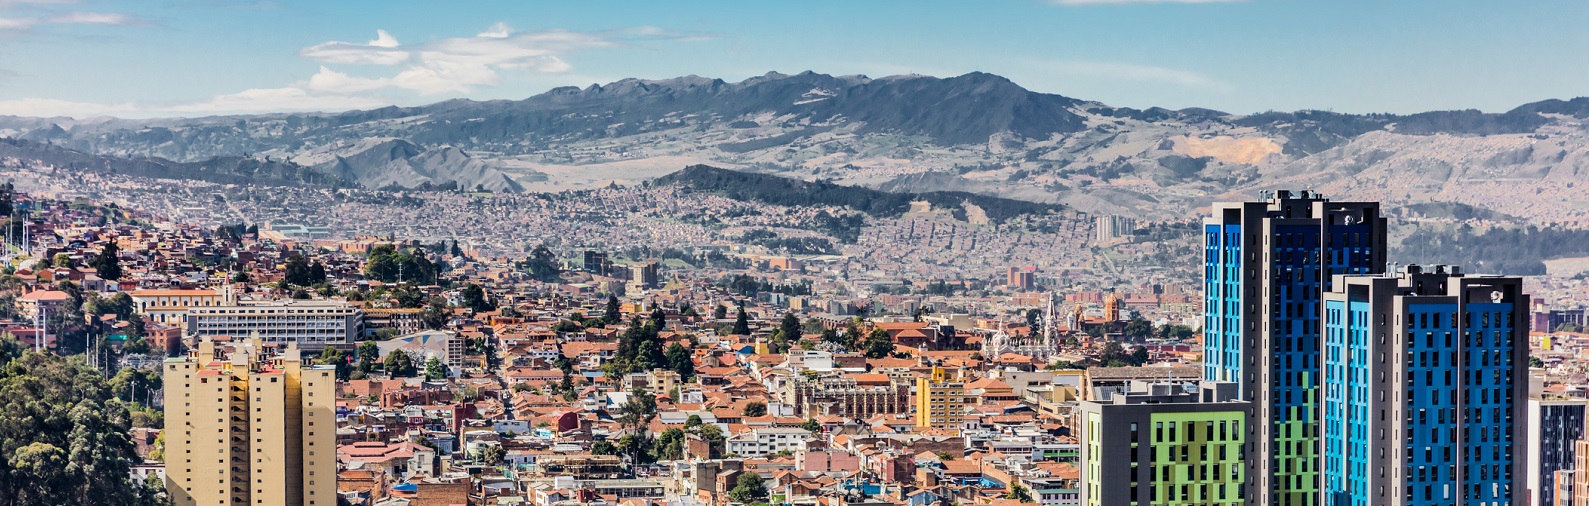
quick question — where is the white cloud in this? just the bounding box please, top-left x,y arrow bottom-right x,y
164,87 -> 389,115
0,17 -> 35,29
1052,0 -> 1242,4
0,11 -> 143,31
477,21 -> 511,38
1,23 -> 704,118
1042,60 -> 1229,90
0,98 -> 140,118
303,66 -> 390,94
297,26 -> 618,95
46,11 -> 136,25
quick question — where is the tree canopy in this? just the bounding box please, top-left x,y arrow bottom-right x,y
0,334 -> 168,505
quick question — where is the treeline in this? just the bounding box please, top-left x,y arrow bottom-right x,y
1393,225 -> 1589,275
654,165 -> 1063,225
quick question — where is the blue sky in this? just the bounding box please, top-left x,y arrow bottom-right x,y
1,0 -> 1586,118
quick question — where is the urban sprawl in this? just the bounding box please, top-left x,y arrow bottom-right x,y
3,178 -> 1587,506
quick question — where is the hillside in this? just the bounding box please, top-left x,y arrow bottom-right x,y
0,138 -> 352,188
653,164 -> 1064,224
4,70 -> 1589,224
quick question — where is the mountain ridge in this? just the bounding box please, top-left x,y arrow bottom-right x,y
3,70 -> 1589,225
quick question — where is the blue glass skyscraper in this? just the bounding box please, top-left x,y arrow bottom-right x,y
1321,265 -> 1528,506
1203,190 -> 1386,506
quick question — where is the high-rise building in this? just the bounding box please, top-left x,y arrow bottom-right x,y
1202,190 -> 1386,506
583,250 -> 610,276
1007,267 -> 1035,291
1077,381 -> 1250,506
185,300 -> 363,351
1530,399 -> 1588,506
1320,265 -> 1528,506
915,366 -> 966,429
164,337 -> 337,506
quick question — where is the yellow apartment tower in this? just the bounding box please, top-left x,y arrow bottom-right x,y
915,366 -> 966,429
164,336 -> 336,506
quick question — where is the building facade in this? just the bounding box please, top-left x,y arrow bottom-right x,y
185,300 -> 362,351
915,366 -> 966,429
164,338 -> 336,506
1202,190 -> 1386,506
1320,266 -> 1529,506
788,376 -> 912,419
131,288 -> 230,325
1077,382 -> 1249,506
1530,399 -> 1588,506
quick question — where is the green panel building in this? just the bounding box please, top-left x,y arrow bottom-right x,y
1079,382 -> 1251,506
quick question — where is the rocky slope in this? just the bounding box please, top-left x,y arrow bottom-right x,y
2,71 -> 1588,225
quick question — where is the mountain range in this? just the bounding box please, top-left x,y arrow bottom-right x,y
5,70 -> 1589,224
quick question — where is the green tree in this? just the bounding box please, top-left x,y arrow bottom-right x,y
384,351 -> 416,377
665,342 -> 695,382
650,306 -> 667,329
0,334 -> 168,506
654,427 -> 686,461
480,444 -> 506,465
1005,483 -> 1034,503
460,283 -> 495,313
421,297 -> 450,330
425,356 -> 446,380
619,387 -> 658,429
93,243 -> 123,280
800,418 -> 821,433
728,472 -> 768,503
283,253 -> 314,286
308,260 -> 328,285
320,345 -> 351,380
732,306 -> 751,335
604,295 -> 622,325
517,244 -> 562,282
864,329 -> 894,358
1530,355 -> 1545,368
742,401 -> 767,417
772,312 -> 801,353
1123,317 -> 1153,341
591,440 -> 617,456
713,304 -> 727,320
53,252 -> 72,268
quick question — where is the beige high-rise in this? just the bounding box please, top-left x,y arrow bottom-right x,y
164,337 -> 336,506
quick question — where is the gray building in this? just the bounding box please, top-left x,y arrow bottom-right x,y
1529,398 -> 1587,506
1077,381 -> 1250,506
185,300 -> 362,351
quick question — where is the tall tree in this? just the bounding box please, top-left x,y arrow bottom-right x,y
732,306 -> 751,335
460,283 -> 495,313
283,253 -> 313,286
93,243 -> 123,281
742,401 -> 767,417
425,357 -> 446,380
308,260 -> 327,285
728,472 -> 768,503
665,342 -> 695,382
518,244 -> 561,282
864,329 -> 894,358
604,295 -> 622,325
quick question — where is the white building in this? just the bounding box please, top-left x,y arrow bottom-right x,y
185,299 -> 362,350
725,427 -> 813,457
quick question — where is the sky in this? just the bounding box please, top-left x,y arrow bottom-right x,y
0,0 -> 1586,118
